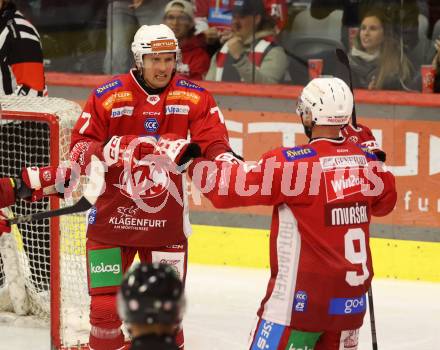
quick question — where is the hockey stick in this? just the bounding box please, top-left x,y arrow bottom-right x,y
7,156 -> 105,225
335,48 -> 357,128
368,285 -> 378,350
336,48 -> 379,349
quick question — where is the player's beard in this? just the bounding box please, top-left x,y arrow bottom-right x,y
303,125 -> 313,139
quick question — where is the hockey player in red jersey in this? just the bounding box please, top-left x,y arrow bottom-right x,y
69,24 -> 236,350
0,166 -> 70,233
189,77 -> 397,350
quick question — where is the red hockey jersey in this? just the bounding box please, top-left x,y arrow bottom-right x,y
190,137 -> 397,331
70,71 -> 231,248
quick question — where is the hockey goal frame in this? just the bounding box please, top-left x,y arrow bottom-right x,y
1,110 -> 62,348
0,96 -> 88,350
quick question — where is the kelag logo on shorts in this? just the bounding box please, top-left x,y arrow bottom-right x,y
88,248 -> 123,288
329,295 -> 366,315
250,320 -> 284,350
286,330 -> 321,350
144,118 -> 159,132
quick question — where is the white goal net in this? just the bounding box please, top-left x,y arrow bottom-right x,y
0,96 -> 90,349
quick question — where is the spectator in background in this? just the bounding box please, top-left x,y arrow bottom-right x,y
193,0 -> 287,56
310,0 -> 419,51
117,263 -> 185,350
192,0 -> 232,57
193,0 -> 232,35
205,0 -> 288,84
349,8 -> 414,90
431,36 -> 440,92
419,0 -> 440,40
0,0 -> 46,96
104,0 -> 168,74
164,0 -> 210,80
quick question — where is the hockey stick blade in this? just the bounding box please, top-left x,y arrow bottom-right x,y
335,48 -> 357,128
7,156 -> 105,226
8,197 -> 93,225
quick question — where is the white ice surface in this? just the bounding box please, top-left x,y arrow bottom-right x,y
1,264 -> 439,350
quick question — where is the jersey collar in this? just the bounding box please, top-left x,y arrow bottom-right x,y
309,137 -> 346,145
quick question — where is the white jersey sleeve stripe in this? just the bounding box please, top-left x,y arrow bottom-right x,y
14,18 -> 40,37
0,27 -> 9,48
262,204 -> 301,325
19,31 -> 40,43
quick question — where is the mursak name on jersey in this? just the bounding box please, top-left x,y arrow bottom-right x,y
325,201 -> 369,226
282,146 -> 316,162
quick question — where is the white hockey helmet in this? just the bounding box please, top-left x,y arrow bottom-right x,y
131,24 -> 180,68
296,77 -> 353,126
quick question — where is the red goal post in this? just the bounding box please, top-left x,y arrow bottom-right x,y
0,96 -> 89,349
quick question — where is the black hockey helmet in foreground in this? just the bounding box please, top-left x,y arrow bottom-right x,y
117,262 -> 185,325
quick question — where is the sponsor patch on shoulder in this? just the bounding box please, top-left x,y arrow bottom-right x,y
176,79 -> 204,91
95,79 -> 122,97
282,146 -> 316,161
359,145 -> 378,160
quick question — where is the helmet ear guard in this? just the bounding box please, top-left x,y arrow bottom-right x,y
296,97 -> 314,125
